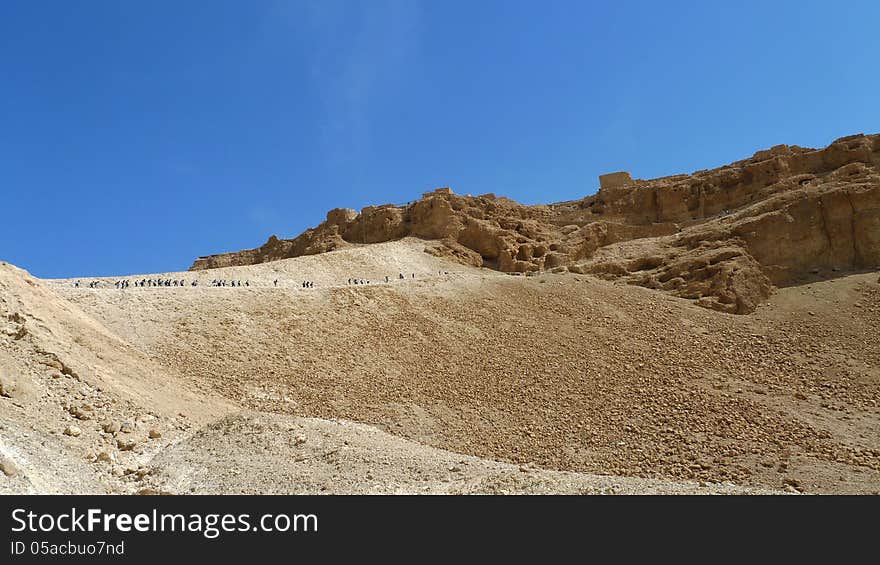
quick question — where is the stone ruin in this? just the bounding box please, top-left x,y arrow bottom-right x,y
598,171 -> 634,191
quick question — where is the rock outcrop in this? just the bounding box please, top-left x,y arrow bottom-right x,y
190,133 -> 880,313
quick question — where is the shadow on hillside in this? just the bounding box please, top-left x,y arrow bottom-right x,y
776,267 -> 880,289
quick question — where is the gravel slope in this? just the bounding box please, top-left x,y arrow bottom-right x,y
33,239 -> 880,494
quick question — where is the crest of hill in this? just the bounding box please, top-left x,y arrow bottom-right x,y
191,133 -> 880,313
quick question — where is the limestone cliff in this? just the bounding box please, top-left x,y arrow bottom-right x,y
190,133 -> 880,313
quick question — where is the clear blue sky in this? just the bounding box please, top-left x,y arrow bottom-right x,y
2,1 -> 878,278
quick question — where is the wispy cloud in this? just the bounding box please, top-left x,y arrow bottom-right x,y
303,0 -> 421,171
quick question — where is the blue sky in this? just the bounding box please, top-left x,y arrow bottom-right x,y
2,1 -> 878,278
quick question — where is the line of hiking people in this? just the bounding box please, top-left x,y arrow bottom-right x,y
73,270 -> 448,290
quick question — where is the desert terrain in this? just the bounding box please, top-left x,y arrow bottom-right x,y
1,134 -> 878,494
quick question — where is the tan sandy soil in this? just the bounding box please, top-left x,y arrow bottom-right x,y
150,411 -> 771,495
2,238 -> 869,494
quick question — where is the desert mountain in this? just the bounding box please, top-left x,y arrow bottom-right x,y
192,133 -> 880,314
1,134 -> 878,495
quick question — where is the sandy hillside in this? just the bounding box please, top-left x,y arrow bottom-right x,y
2,246 -> 773,495
3,237 -> 870,494
4,133 -> 880,495
0,261 -> 233,494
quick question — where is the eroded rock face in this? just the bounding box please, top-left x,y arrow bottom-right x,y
341,205 -> 408,244
585,240 -> 774,314
189,133 -> 880,313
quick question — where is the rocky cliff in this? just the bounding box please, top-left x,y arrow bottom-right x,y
190,133 -> 880,313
